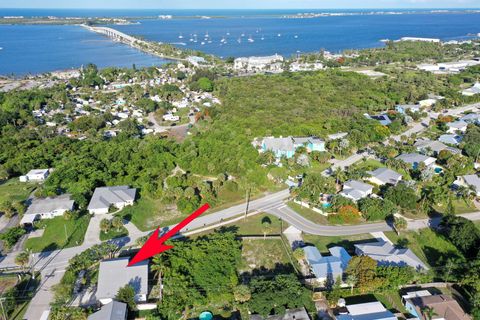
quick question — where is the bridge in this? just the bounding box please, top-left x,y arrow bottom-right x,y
83,25 -> 146,46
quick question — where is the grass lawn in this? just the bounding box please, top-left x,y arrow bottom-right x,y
303,233 -> 376,255
287,202 -> 330,225
99,226 -> 128,241
433,199 -> 477,214
25,215 -> 90,252
238,238 -> 292,274
352,159 -> 385,171
0,178 -> 37,204
116,197 -> 184,232
385,228 -> 463,268
0,273 -> 18,293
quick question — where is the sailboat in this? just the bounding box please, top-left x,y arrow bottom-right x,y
237,37 -> 242,44
248,35 -> 254,43
294,35 -> 298,39
261,35 -> 265,40
178,33 -> 184,39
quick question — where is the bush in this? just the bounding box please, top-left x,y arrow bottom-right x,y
0,226 -> 26,250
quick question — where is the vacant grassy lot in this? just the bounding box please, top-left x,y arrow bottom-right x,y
99,226 -> 128,241
303,233 -> 376,255
433,199 -> 477,215
0,178 -> 37,204
25,215 -> 90,252
287,202 -> 330,225
385,228 -> 463,268
238,238 -> 292,274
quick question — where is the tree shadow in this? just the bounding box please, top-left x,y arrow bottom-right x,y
239,263 -> 295,284
38,242 -> 59,259
422,246 -> 462,267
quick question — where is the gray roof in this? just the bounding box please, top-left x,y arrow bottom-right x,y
414,139 -> 461,155
263,137 -> 295,153
292,136 -> 324,145
447,120 -> 468,129
24,194 -> 74,216
355,241 -> 428,270
461,175 -> 480,192
396,153 -> 435,165
343,180 -> 373,193
460,113 -> 480,123
303,246 -> 351,282
337,301 -> 397,320
88,301 -> 127,320
96,257 -> 148,301
88,186 -> 136,210
397,104 -> 420,109
438,134 -> 463,146
368,168 -> 402,185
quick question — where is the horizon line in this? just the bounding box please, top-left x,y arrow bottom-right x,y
2,7 -> 480,10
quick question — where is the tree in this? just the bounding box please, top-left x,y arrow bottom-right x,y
394,216 -> 407,233
197,77 -> 214,92
346,256 -> 379,292
358,197 -> 396,221
384,184 -> 418,211
422,306 -> 438,320
346,274 -> 357,294
233,284 -> 251,303
293,248 -> 305,261
15,250 -> 30,272
111,216 -> 123,231
116,284 -> 137,311
261,216 -> 272,239
0,226 -> 26,250
100,218 -> 111,234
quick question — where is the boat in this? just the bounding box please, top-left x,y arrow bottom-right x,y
201,41 -> 205,45
294,35 -> 298,39
220,37 -> 226,43
261,35 -> 265,40
241,33 -> 245,37
226,31 -> 230,36
248,35 -> 254,43
178,33 -> 183,39
277,33 -> 282,37
237,37 -> 242,44
208,40 -> 212,44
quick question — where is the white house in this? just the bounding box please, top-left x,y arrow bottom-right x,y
234,54 -> 284,73
396,153 -> 436,169
162,113 -> 180,122
20,194 -> 75,226
367,168 -> 402,186
461,83 -> 480,96
454,175 -> 480,196
303,246 -> 351,286
446,120 -> 468,134
335,301 -> 397,320
19,169 -> 50,182
340,180 -> 373,202
96,257 -> 148,305
87,186 -> 136,214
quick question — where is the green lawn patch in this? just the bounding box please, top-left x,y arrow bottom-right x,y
25,215 -> 90,252
303,233 -> 376,255
385,228 -> 463,268
0,274 -> 18,293
433,199 -> 477,215
287,202 -> 330,225
0,178 -> 37,204
99,226 -> 128,241
238,238 -> 292,274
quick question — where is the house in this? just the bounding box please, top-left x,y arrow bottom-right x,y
418,98 -> 439,108
328,132 -> 348,141
396,104 -> 421,114
336,301 -> 397,320
186,56 -> 206,67
260,136 -> 325,159
250,307 -> 310,320
234,54 -> 284,73
460,113 -> 480,124
19,169 -> 50,182
454,175 -> 480,196
399,37 -> 440,43
162,113 -> 180,122
364,114 -> 391,126
402,291 -> 471,320
367,168 -> 402,186
354,240 -> 428,270
446,121 -> 468,134
340,180 -> 374,202
414,139 -> 461,156
96,257 -> 148,305
20,194 -> 75,226
88,301 -> 127,320
303,246 -> 351,286
396,153 -> 436,169
438,134 -> 463,146
87,186 -> 136,214
461,83 -> 480,96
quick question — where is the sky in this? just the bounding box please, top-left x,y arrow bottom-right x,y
2,0 -> 480,9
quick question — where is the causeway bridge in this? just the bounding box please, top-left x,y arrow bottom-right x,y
83,25 -> 147,46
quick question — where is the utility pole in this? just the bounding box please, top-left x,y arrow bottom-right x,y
0,297 -> 7,320
64,224 -> 68,243
244,187 -> 251,220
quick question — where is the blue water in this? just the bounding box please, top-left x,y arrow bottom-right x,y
0,24 -> 167,76
0,9 -> 480,75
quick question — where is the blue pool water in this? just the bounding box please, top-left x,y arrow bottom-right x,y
199,311 -> 213,320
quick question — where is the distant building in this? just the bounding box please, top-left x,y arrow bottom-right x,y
335,301 -> 397,320
259,136 -> 325,159
398,37 -> 440,43
354,240 -> 428,270
234,54 -> 284,73
303,246 -> 351,286
340,180 -> 373,202
396,104 -> 421,114
402,291 -> 472,320
289,61 -> 324,72
19,169 -> 50,182
446,121 -> 468,134
396,153 -> 436,169
460,113 -> 480,124
96,257 -> 148,305
438,134 -> 463,146
327,132 -> 349,141
87,186 -> 136,214
162,113 -> 180,122
454,175 -> 480,196
88,301 -> 127,320
414,139 -> 461,156
364,114 -> 392,126
251,307 -> 310,320
186,56 -> 206,67
20,194 -> 75,226
461,83 -> 480,96
367,168 -> 402,186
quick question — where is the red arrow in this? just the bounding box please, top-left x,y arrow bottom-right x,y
128,203 -> 210,267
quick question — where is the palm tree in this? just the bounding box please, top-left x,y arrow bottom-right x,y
100,218 -> 111,234
422,306 -> 438,320
151,255 -> 168,300
111,217 -> 123,231
261,217 -> 272,240
15,250 -> 30,272
333,167 -> 346,186
346,274 -> 357,294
